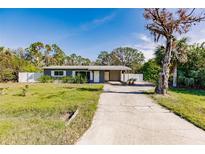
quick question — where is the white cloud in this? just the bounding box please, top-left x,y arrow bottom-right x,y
93,13 -> 116,25
122,44 -> 155,62
80,12 -> 116,31
130,22 -> 205,61
138,33 -> 152,43
130,33 -> 159,61
185,30 -> 205,44
177,22 -> 205,44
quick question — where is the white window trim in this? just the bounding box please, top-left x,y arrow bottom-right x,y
51,70 -> 66,77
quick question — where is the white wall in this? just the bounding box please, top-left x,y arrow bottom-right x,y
121,74 -> 143,82
18,72 -> 43,83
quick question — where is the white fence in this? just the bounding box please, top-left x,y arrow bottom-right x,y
18,72 -> 43,83
121,73 -> 143,82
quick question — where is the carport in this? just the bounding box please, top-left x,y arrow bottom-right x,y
88,66 -> 131,82
104,70 -> 121,81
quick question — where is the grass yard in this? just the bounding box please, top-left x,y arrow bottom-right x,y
0,83 -> 103,144
150,88 -> 205,130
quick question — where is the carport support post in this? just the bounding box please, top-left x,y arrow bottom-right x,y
128,70 -> 129,82
123,71 -> 125,82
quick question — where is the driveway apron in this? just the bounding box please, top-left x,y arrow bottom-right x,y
77,84 -> 205,144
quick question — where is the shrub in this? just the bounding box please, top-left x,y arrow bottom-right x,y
61,76 -> 74,83
57,75 -> 88,84
141,59 -> 161,84
184,77 -> 195,87
79,76 -> 88,83
73,75 -> 87,84
20,85 -> 29,96
0,87 -> 8,95
127,78 -> 136,85
0,69 -> 16,82
198,68 -> 205,87
178,69 -> 205,88
38,75 -> 53,83
38,75 -> 88,84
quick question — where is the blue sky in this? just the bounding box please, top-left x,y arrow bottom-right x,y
0,8 -> 204,61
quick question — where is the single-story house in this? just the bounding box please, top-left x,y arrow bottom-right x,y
42,65 -> 131,83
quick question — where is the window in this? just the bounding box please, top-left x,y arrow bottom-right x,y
53,70 -> 65,77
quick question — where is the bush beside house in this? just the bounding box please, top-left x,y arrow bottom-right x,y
38,75 -> 88,84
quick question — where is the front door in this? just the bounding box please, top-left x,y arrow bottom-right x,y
104,71 -> 109,81
94,71 -> 100,83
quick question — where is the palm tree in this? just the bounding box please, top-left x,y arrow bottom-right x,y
154,45 -> 165,66
154,38 -> 188,88
144,8 -> 205,94
172,37 -> 189,87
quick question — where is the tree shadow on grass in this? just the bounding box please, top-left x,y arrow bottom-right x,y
76,87 -> 102,92
104,90 -> 144,94
13,93 -> 25,97
143,91 -> 155,95
108,82 -> 155,87
170,88 -> 205,97
63,86 -> 76,89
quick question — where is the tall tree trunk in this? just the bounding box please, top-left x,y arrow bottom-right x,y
173,63 -> 177,87
155,37 -> 173,95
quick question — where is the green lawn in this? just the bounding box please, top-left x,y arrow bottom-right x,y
150,88 -> 205,130
0,83 -> 103,144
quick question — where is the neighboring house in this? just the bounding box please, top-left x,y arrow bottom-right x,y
43,65 -> 131,83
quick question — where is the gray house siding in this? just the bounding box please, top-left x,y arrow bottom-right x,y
44,69 -> 52,76
66,70 -> 72,76
44,69 -> 112,83
44,69 -> 72,77
44,69 -> 94,83
42,65 -> 132,83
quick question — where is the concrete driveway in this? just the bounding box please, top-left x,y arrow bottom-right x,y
77,83 -> 205,144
